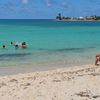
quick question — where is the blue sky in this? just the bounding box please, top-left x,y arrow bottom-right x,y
0,0 -> 100,19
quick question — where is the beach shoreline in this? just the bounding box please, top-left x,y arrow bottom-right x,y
0,64 -> 100,100
0,62 -> 94,76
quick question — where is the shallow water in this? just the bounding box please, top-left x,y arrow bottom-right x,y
0,19 -> 100,68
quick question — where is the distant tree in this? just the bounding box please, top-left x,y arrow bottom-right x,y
56,16 -> 59,19
95,16 -> 100,20
62,17 -> 65,19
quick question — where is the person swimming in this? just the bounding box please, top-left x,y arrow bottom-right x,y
2,45 -> 6,48
15,44 -> 19,49
21,42 -> 26,49
11,42 -> 13,45
11,42 -> 17,46
11,42 -> 19,49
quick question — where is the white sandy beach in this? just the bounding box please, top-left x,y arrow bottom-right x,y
0,64 -> 100,100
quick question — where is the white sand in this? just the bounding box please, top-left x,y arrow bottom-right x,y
0,64 -> 100,100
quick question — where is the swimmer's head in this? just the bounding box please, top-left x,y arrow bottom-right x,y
3,45 -> 6,48
11,42 -> 13,44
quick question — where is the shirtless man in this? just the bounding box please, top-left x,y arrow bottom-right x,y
95,54 -> 100,65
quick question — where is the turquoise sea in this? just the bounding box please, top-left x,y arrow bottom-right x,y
0,19 -> 100,68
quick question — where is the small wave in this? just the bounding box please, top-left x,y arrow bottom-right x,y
46,47 -> 96,53
0,53 -> 31,58
33,47 -> 96,53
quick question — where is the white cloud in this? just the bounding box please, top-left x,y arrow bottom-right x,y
44,0 -> 52,7
21,0 -> 28,4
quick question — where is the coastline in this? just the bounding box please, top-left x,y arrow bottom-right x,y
0,62 -> 95,76
0,64 -> 100,100
55,19 -> 100,21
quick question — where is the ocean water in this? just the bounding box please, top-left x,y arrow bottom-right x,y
0,19 -> 100,68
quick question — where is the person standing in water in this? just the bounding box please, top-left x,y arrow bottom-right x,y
21,42 -> 27,49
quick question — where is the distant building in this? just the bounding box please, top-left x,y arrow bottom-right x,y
56,13 -> 62,20
56,14 -> 100,21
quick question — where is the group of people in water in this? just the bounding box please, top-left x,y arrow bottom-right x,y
1,41 -> 100,66
2,41 -> 27,49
